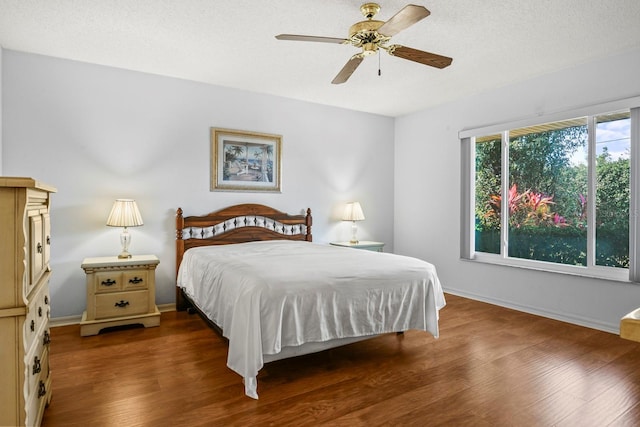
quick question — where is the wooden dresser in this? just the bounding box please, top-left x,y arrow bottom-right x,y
0,177 -> 56,427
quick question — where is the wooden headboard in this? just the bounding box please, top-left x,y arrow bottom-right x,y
175,203 -> 312,310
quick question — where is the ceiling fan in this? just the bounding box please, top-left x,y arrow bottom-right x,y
275,2 -> 453,84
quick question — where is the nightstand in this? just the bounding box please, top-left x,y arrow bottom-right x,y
330,241 -> 385,252
79,255 -> 160,336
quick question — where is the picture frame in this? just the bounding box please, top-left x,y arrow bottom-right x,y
211,128 -> 282,192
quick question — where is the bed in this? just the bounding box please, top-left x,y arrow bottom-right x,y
175,204 -> 446,399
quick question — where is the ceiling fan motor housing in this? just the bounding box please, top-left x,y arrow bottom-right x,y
348,20 -> 389,55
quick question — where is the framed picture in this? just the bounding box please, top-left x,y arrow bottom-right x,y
211,128 -> 282,192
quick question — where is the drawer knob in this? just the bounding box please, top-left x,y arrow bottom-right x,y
30,320 -> 35,332
33,356 -> 42,375
114,300 -> 130,308
46,235 -> 51,245
38,381 -> 47,398
44,295 -> 49,305
101,279 -> 117,287
37,243 -> 43,253
129,277 -> 144,284
43,330 -> 51,345
38,306 -> 43,317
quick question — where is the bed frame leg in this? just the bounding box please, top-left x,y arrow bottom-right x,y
176,287 -> 189,311
396,331 -> 404,336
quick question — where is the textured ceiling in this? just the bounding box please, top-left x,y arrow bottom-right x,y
1,0 -> 640,117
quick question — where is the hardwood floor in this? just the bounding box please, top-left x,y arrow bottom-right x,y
42,294 -> 640,426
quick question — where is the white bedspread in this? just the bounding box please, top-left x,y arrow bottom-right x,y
177,240 -> 446,398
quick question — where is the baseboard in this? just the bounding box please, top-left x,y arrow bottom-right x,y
50,315 -> 83,328
50,303 -> 177,328
158,303 -> 176,312
444,287 -> 620,335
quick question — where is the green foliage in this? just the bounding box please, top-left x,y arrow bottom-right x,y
509,126 -> 586,197
475,137 -> 501,231
595,148 -> 630,268
508,226 -> 587,266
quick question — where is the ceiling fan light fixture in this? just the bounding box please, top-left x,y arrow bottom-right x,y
362,43 -> 378,55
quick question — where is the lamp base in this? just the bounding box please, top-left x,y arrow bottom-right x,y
118,227 -> 133,259
350,221 -> 359,245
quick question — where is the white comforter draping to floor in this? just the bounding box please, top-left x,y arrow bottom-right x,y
177,240 -> 446,398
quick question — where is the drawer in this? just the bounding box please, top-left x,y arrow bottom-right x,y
123,270 -> 148,290
25,350 -> 51,427
94,271 -> 123,293
24,281 -> 50,351
94,268 -> 149,293
94,290 -> 149,319
26,336 -> 50,397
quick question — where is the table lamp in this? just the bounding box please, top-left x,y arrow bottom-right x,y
342,201 -> 365,244
106,199 -> 144,258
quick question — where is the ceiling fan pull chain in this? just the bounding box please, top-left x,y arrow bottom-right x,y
378,49 -> 382,76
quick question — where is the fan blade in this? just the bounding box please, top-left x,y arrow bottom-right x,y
275,34 -> 348,44
377,5 -> 430,37
331,54 -> 364,84
388,45 -> 452,69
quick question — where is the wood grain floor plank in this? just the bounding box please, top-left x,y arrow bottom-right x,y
42,294 -> 640,426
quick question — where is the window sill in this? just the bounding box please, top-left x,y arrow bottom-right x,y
464,252 -> 631,283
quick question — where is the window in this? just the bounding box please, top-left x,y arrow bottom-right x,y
461,98 -> 640,281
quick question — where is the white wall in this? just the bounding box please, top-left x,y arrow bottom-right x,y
0,47 -> 3,173
2,50 -> 395,318
7,46 -> 639,332
394,48 -> 640,333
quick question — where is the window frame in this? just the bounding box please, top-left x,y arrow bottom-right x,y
460,96 -> 640,282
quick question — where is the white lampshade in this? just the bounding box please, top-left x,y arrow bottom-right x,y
342,202 -> 365,222
106,199 -> 144,227
106,199 -> 143,258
